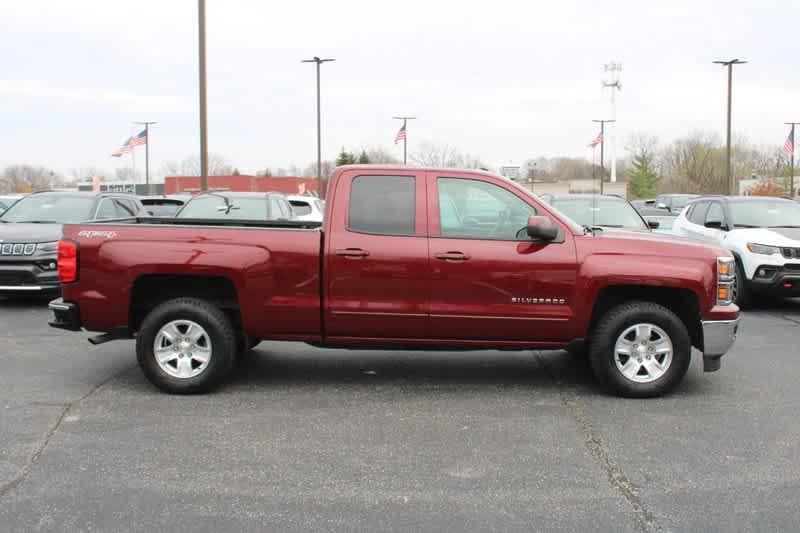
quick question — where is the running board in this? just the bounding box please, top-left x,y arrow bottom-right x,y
88,328 -> 132,345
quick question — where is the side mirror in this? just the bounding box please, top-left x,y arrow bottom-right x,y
526,215 -> 558,241
704,220 -> 727,231
647,220 -> 660,229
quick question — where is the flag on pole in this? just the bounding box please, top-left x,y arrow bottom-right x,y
111,129 -> 147,157
394,124 -> 406,144
785,130 -> 795,157
587,131 -> 603,148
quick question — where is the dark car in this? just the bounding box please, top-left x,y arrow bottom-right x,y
176,191 -> 295,221
541,194 -> 653,231
654,194 -> 699,214
0,191 -> 145,295
140,194 -> 191,217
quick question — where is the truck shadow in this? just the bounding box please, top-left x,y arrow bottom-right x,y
229,346 -> 599,392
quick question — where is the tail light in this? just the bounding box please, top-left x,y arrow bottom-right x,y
57,240 -> 78,283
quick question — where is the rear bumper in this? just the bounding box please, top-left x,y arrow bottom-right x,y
701,317 -> 740,372
48,298 -> 82,331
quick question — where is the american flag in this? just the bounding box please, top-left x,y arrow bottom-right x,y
587,131 -> 603,148
785,129 -> 795,157
111,129 -> 147,157
394,124 -> 406,145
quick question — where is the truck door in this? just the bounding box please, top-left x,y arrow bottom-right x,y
325,170 -> 429,339
426,172 -> 577,342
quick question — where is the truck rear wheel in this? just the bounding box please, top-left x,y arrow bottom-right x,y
136,298 -> 236,394
589,301 -> 691,398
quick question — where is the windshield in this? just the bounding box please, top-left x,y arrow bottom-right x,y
0,194 -> 95,223
551,197 -> 648,230
144,203 -> 184,217
729,200 -> 800,228
177,195 -> 268,220
671,196 -> 694,210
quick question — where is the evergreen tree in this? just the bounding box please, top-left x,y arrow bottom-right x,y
335,148 -> 357,166
628,154 -> 659,199
357,150 -> 370,164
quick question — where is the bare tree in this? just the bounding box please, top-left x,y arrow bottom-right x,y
161,153 -> 235,176
0,165 -> 62,193
115,167 -> 142,182
362,146 -> 401,164
410,141 -> 485,169
660,131 -> 725,194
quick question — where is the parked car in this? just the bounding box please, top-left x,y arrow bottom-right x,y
50,166 -> 739,398
0,194 -> 24,215
176,192 -> 295,221
654,194 -> 699,214
672,195 -> 800,307
140,194 -> 191,217
287,195 -> 324,222
541,194 -> 655,232
0,191 -> 145,295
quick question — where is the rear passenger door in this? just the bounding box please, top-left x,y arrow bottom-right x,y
681,201 -> 709,240
325,170 -> 429,339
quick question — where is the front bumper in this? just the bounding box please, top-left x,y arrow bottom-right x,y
701,317 -> 740,372
748,264 -> 800,295
0,256 -> 59,293
48,298 -> 82,331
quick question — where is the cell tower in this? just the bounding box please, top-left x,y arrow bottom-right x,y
603,62 -> 622,183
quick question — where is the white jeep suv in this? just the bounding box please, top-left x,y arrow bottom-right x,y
672,196 -> 800,307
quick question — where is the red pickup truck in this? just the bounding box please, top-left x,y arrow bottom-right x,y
49,166 -> 740,397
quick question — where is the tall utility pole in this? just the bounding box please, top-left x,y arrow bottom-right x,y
133,121 -> 157,195
392,116 -> 416,165
302,56 -> 335,198
786,122 -> 799,197
198,0 -> 209,192
603,62 -> 622,183
713,59 -> 747,195
593,119 -> 615,194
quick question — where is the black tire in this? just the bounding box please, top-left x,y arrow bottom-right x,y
136,298 -> 236,394
588,301 -> 691,398
734,259 -> 753,310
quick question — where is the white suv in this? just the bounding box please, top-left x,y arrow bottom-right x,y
672,196 -> 800,307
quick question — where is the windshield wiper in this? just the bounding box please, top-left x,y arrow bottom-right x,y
769,225 -> 800,228
734,224 -> 759,228
15,220 -> 58,224
598,224 -> 625,228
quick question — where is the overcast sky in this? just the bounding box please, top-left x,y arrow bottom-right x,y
1,0 -> 798,179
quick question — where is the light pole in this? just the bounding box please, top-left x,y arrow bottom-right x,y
392,116 -> 416,165
302,56 -> 335,197
198,0 -> 209,192
603,62 -> 622,183
133,121 -> 157,195
593,119 -> 615,194
713,59 -> 747,195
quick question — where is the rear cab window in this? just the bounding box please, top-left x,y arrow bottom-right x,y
348,175 -> 416,235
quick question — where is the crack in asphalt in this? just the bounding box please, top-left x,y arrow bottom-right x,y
534,351 -> 662,533
0,364 -> 135,501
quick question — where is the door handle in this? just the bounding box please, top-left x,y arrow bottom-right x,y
335,248 -> 370,258
434,251 -> 470,261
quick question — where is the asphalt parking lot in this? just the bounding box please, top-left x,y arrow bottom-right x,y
0,298 -> 799,532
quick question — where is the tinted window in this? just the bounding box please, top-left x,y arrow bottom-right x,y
550,197 -> 646,230
438,178 -> 535,239
178,195 -> 269,220
688,201 -> 709,224
1,194 -> 96,223
290,200 -> 312,216
349,175 -> 415,235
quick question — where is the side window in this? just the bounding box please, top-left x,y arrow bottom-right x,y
114,199 -> 137,217
688,201 -> 709,225
278,199 -> 291,219
705,202 -> 725,226
94,199 -> 118,219
437,178 -> 535,240
290,200 -> 312,216
269,198 -> 283,219
348,175 -> 415,235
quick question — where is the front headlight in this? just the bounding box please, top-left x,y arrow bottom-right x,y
37,241 -> 59,253
747,242 -> 780,255
717,257 -> 735,305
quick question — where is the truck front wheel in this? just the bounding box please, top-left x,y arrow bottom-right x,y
136,298 -> 237,394
589,301 -> 691,398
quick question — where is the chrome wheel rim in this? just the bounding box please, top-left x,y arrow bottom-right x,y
613,323 -> 673,383
154,320 -> 212,379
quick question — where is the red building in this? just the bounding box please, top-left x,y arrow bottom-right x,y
164,175 -> 326,196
